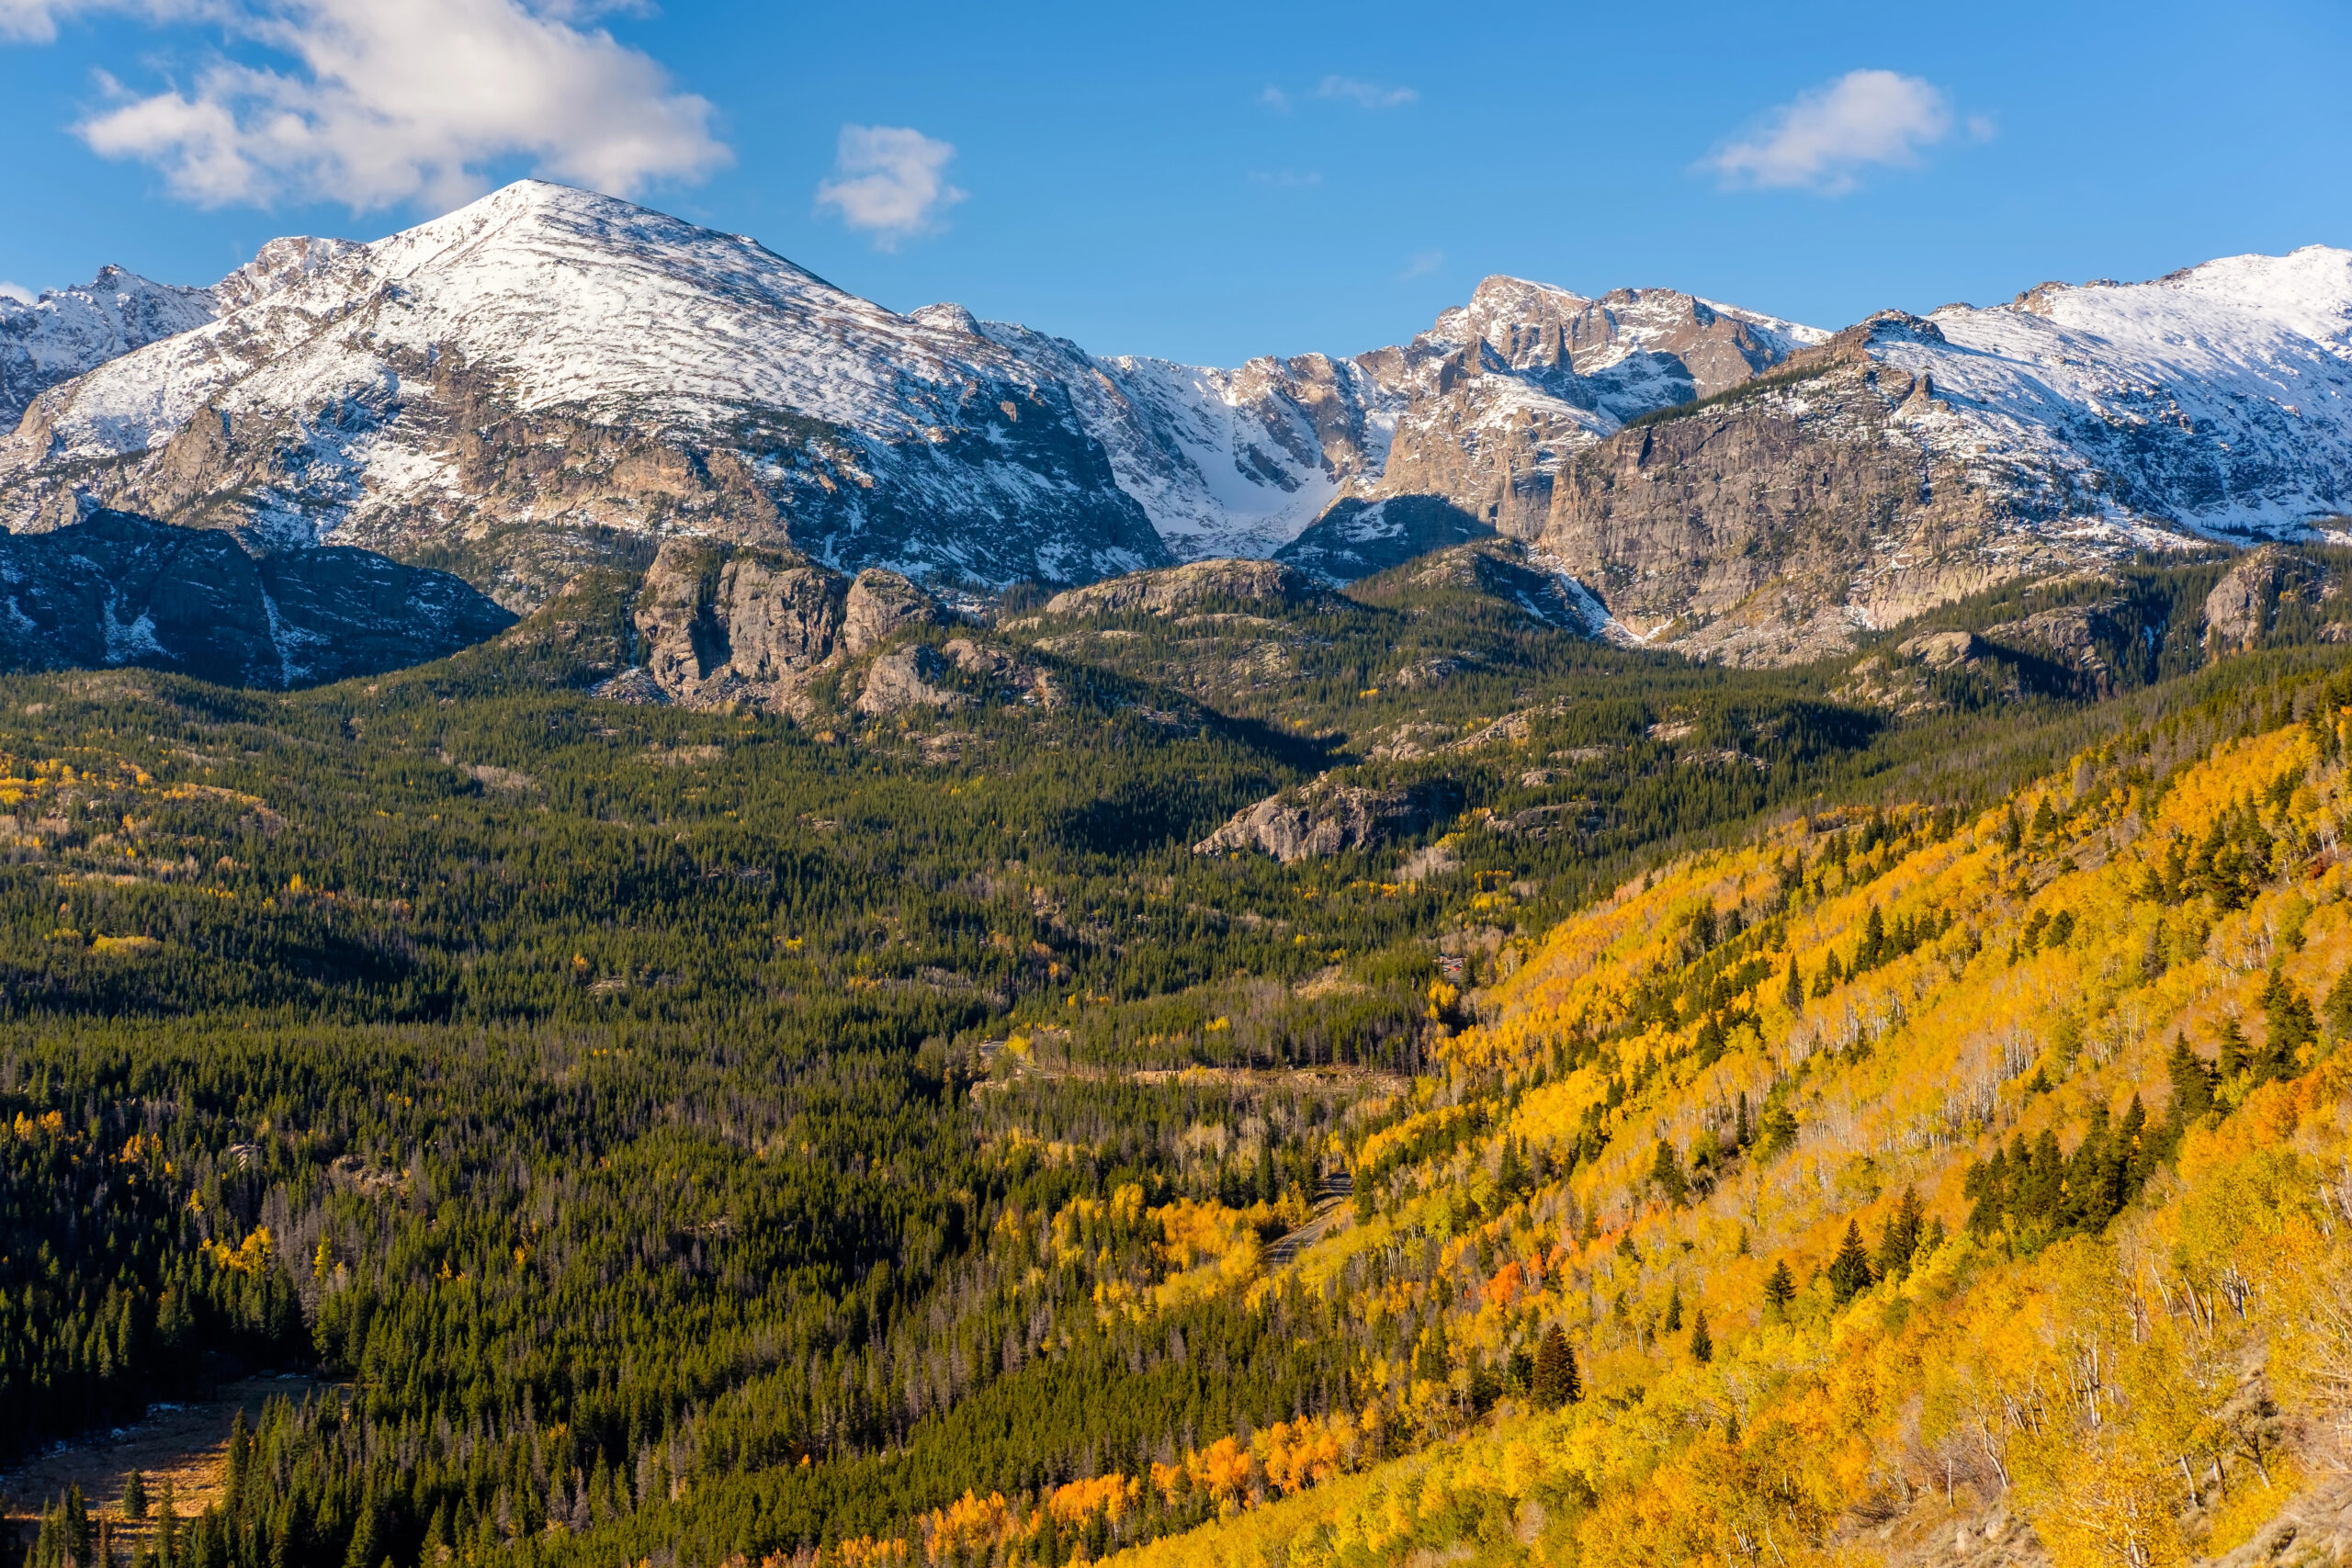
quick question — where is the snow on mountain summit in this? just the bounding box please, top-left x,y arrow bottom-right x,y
0,180 -> 1171,600
1876,244 -> 2352,536
8,179 -> 2347,637
0,265 -> 219,433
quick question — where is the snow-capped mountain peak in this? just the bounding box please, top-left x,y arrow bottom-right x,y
0,265 -> 219,432
1869,244 -> 2352,537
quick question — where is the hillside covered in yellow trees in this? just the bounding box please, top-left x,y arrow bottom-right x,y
1051,681 -> 2352,1565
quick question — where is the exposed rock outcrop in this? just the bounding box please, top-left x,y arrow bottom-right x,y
1193,778 -> 1463,863
1041,558 -> 1324,618
1983,597 -> 2135,696
615,536 -> 1067,719
0,509 -> 512,687
1536,326 -> 2087,664
621,537 -> 944,715
854,645 -> 967,716
2202,544 -> 2332,656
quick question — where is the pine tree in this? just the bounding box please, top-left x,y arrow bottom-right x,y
1782,957 -> 1804,1012
1414,1318 -> 1452,1385
64,1486 -> 91,1568
341,1498 -> 379,1568
2260,967 -> 2317,1078
2217,1019 -> 2250,1081
1663,1283 -> 1683,1334
2325,965 -> 2352,1042
1497,1137 -> 1525,1201
120,1473 -> 146,1524
1650,1140 -> 1689,1207
1531,1325 -> 1579,1408
1827,1221 -> 1876,1305
1688,1309 -> 1712,1365
2165,1032 -> 2214,1126
1876,1187 -> 1924,1280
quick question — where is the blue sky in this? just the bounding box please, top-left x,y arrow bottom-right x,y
2,0 -> 2347,366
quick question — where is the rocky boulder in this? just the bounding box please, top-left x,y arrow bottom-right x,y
1193,777 -> 1463,863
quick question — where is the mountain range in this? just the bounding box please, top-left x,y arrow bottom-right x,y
4,179 -> 2351,675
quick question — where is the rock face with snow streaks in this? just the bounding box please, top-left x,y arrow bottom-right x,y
0,509 -> 512,687
1530,253 -> 2352,661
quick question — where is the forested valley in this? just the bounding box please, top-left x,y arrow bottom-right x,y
4,544 -> 2349,1568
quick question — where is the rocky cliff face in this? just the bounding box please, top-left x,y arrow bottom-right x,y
1528,249 -> 2352,662
616,537 -> 945,716
1534,324 -> 2062,662
1069,276 -> 1826,564
2201,544 -> 2337,656
0,509 -> 512,687
605,536 -> 1069,720
1355,280 -> 1827,540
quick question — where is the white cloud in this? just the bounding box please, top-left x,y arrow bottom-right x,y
0,280 -> 36,303
1317,75 -> 1415,109
1705,69 -> 1957,194
815,124 -> 964,250
9,0 -> 727,210
1256,84 -> 1288,111
1399,249 -> 1442,281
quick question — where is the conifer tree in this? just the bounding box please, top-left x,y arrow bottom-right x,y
1782,956 -> 1804,1012
1827,1221 -> 1875,1305
2260,967 -> 2316,1078
1688,1309 -> 1712,1365
2165,1033 -> 2214,1127
2218,1019 -> 2250,1081
120,1472 -> 146,1523
342,1498 -> 379,1568
2325,965 -> 2352,1042
1650,1140 -> 1689,1207
1876,1187 -> 1924,1280
1531,1325 -> 1580,1408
